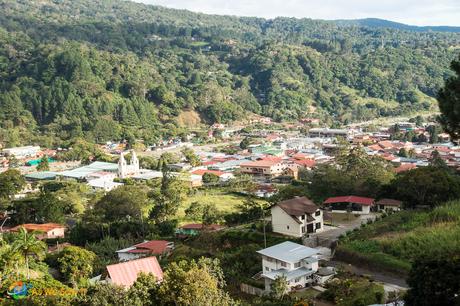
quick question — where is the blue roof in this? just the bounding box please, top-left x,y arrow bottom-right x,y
257,241 -> 318,263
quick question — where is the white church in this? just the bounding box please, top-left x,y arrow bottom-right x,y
118,150 -> 140,178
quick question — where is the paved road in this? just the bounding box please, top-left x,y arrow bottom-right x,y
328,260 -> 408,289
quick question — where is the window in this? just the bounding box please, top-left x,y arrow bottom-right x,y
265,267 -> 269,271
294,262 -> 301,268
316,222 -> 321,229
301,226 -> 305,233
281,261 -> 287,267
287,225 -> 290,230
315,210 -> 321,216
301,215 -> 305,220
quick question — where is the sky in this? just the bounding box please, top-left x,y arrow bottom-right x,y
133,0 -> 460,26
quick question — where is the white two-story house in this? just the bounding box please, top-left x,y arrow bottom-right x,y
257,241 -> 320,292
271,197 -> 323,237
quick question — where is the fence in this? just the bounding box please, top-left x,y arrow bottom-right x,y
240,283 -> 266,297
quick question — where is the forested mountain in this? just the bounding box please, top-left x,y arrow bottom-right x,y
0,0 -> 459,146
335,18 -> 460,33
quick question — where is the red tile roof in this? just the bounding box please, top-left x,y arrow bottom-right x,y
395,163 -> 417,173
106,256 -> 163,288
324,196 -> 375,206
240,157 -> 282,168
292,159 -> 316,168
191,169 -> 225,177
11,223 -> 66,232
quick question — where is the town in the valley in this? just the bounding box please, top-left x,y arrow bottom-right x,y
0,114 -> 455,305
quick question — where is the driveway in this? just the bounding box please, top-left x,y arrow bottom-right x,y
309,213 -> 378,243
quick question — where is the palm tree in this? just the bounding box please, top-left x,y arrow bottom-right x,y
11,227 -> 47,280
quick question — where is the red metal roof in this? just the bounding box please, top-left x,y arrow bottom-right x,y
106,256 -> 163,287
324,196 -> 375,206
132,240 -> 170,254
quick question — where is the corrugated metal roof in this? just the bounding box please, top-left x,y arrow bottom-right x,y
257,241 -> 318,263
323,195 -> 374,206
106,256 -> 163,287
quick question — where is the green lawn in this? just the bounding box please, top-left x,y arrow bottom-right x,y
178,188 -> 266,221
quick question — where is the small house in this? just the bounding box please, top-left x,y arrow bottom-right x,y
323,196 -> 375,214
257,241 -> 320,292
10,223 -> 66,239
375,199 -> 402,211
104,256 -> 163,288
271,197 -> 323,237
116,240 -> 174,261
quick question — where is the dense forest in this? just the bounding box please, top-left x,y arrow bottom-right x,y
0,0 -> 459,146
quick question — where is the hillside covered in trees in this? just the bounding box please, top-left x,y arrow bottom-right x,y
1,0 -> 460,146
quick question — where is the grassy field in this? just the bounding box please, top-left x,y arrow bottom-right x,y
336,200 -> 460,275
178,188 -> 266,221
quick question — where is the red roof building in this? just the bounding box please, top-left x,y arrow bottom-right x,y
323,196 -> 375,214
395,163 -> 417,173
106,256 -> 163,288
191,169 -> 225,177
116,240 -> 175,261
10,223 -> 66,239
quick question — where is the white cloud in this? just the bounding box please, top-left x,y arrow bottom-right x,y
132,0 -> 460,26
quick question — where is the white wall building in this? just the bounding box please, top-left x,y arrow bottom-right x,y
2,146 -> 40,158
118,150 -> 140,178
271,197 -> 323,237
257,241 -> 320,292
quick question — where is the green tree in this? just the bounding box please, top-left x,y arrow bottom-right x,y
94,185 -> 150,222
80,283 -> 129,306
11,227 -> 47,280
158,258 -> 234,306
127,272 -> 160,306
0,169 -> 26,208
184,201 -> 205,221
429,150 -> 449,170
202,204 -> 221,225
36,155 -> 50,171
438,55 -> 460,140
391,166 -> 460,208
270,276 -> 289,301
202,172 -> 220,184
181,148 -> 201,167
405,254 -> 460,306
57,246 -> 96,288
239,137 -> 251,150
310,146 -> 394,200
149,171 -> 188,222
